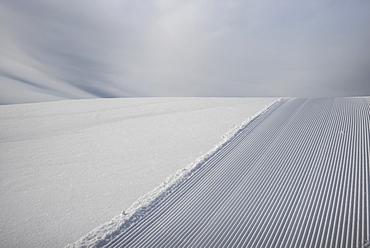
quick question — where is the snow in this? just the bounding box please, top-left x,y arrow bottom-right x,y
0,97 -> 277,247
75,97 -> 369,248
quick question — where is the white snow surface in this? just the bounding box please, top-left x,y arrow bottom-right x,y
0,97 -> 277,247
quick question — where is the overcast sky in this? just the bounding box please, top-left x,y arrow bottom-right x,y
1,0 -> 370,104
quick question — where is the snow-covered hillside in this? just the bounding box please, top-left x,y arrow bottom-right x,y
71,97 -> 370,248
0,97 -> 276,247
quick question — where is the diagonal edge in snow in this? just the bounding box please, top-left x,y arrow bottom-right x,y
66,98 -> 285,248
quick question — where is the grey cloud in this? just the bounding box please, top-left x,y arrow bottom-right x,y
0,70 -> 68,98
0,0 -> 370,104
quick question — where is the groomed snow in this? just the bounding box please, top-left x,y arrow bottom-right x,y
78,97 -> 370,248
0,97 -> 276,247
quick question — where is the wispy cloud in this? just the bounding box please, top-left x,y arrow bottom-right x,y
1,0 -> 370,104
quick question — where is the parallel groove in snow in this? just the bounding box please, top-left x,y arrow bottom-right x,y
103,98 -> 370,248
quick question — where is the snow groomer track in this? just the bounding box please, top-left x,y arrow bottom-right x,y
105,98 -> 370,248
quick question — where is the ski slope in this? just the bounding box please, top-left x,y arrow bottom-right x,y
73,97 -> 370,247
0,97 -> 276,248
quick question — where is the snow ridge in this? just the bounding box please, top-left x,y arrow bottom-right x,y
67,98 -> 284,248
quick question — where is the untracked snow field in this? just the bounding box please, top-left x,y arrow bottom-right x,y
0,97 -> 276,247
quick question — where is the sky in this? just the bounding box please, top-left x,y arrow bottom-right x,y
1,0 -> 370,104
